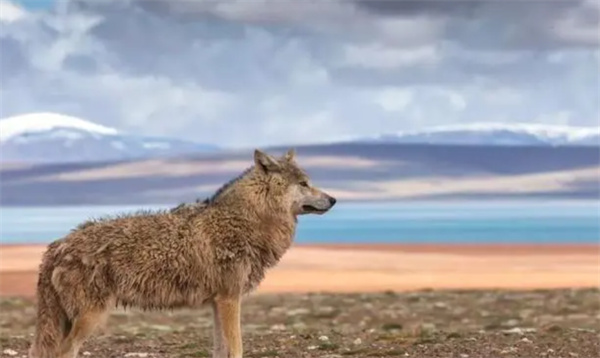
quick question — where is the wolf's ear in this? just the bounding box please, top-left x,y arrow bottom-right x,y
282,148 -> 296,162
254,149 -> 280,173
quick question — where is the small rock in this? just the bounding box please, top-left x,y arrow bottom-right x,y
286,308 -> 310,316
82,352 -> 91,356
503,319 -> 520,327
520,337 -> 532,344
502,327 -> 536,335
420,323 -> 436,332
547,348 -> 555,354
243,323 -> 262,332
500,347 -> 518,355
124,353 -> 149,358
148,324 -> 172,331
568,353 -> 579,357
318,335 -> 329,341
567,313 -> 589,320
318,306 -> 335,313
504,327 -> 524,335
292,322 -> 307,330
544,324 -> 563,333
447,332 -> 461,339
519,309 -> 534,318
307,345 -> 317,350
434,302 -> 447,308
353,338 -> 362,345
270,324 -> 286,331
2,349 -> 18,356
460,354 -> 469,358
269,307 -> 285,314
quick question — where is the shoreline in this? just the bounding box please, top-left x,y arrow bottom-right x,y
297,242 -> 600,255
2,241 -> 598,250
1,242 -> 599,297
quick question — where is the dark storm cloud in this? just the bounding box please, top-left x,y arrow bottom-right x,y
357,0 -> 598,49
354,0 -> 486,17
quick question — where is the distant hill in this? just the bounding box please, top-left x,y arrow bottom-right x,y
1,143 -> 598,206
357,123 -> 600,146
0,112 -> 219,163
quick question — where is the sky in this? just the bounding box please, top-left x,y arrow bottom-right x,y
0,0 -> 598,147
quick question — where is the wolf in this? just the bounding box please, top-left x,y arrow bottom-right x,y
29,148 -> 336,358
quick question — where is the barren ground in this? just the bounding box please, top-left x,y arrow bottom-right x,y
1,288 -> 598,358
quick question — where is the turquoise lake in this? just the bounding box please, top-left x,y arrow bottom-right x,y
0,201 -> 598,245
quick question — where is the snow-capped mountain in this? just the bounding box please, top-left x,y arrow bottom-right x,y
0,113 -> 219,163
364,123 -> 600,147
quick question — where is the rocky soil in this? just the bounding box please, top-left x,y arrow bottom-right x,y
1,288 -> 599,358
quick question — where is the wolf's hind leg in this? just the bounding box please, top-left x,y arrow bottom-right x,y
57,306 -> 110,358
212,296 -> 242,358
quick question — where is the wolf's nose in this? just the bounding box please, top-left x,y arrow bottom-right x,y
328,196 -> 337,206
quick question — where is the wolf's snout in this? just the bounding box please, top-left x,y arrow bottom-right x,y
328,196 -> 337,207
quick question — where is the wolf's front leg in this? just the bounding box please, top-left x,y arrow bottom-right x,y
211,301 -> 227,358
212,296 -> 243,358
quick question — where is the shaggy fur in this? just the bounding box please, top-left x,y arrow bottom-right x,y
28,149 -> 336,358
170,197 -> 209,217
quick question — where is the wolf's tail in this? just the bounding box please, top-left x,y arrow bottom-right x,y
29,240 -> 71,358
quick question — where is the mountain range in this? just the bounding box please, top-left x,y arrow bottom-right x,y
1,112 -> 598,205
0,112 -> 599,163
362,123 -> 599,147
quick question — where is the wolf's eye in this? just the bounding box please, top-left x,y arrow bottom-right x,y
299,181 -> 309,188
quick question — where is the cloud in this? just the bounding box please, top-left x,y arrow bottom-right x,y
373,87 -> 414,113
0,0 -> 598,148
342,44 -> 441,69
0,0 -> 26,23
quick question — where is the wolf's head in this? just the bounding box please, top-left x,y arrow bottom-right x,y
252,148 -> 337,216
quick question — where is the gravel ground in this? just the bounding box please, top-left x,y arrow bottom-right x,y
1,288 -> 599,358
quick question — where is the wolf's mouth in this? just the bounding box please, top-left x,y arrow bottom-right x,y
302,205 -> 328,214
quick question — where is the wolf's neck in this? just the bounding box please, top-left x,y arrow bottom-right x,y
253,210 -> 297,263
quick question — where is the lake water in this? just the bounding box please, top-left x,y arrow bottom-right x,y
0,201 -> 598,245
